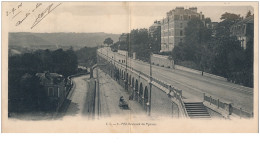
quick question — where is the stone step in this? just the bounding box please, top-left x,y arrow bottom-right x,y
187,111 -> 209,114
189,115 -> 211,118
184,102 -> 211,119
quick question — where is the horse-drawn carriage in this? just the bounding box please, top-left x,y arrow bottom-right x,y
119,96 -> 129,109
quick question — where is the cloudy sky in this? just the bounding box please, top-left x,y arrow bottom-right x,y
5,2 -> 254,34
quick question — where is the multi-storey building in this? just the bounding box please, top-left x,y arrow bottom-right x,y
230,15 -> 254,49
160,7 -> 205,52
149,20 -> 161,39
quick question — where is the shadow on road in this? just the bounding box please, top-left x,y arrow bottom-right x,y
82,78 -> 95,117
56,99 -> 80,119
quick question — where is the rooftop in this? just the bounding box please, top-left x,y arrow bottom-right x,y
36,72 -> 63,82
233,15 -> 254,26
167,7 -> 201,15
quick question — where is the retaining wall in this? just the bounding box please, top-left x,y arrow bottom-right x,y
151,54 -> 174,68
151,53 -> 227,81
175,65 -> 201,75
175,65 -> 227,81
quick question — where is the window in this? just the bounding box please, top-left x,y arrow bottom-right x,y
174,15 -> 180,20
58,88 -> 60,97
180,23 -> 183,28
241,40 -> 244,48
180,38 -> 183,43
183,15 -> 188,20
48,87 -> 54,97
180,30 -> 183,36
243,25 -> 246,34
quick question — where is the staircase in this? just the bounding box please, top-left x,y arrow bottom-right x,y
184,102 -> 211,119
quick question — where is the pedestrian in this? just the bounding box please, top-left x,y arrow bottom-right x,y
120,96 -> 124,102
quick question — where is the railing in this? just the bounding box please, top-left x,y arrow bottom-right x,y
99,50 -> 253,118
203,94 -> 232,115
232,105 -> 253,118
152,78 -> 169,89
168,85 -> 188,117
203,93 -> 253,118
97,50 -> 189,117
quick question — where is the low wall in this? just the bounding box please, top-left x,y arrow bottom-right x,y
151,83 -> 179,118
175,65 -> 201,75
203,72 -> 227,81
151,54 -> 174,68
175,65 -> 227,81
118,50 -> 128,56
97,51 -> 187,118
203,93 -> 233,118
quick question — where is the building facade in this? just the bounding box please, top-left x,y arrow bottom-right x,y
160,7 -> 205,52
230,15 -> 254,50
36,72 -> 69,110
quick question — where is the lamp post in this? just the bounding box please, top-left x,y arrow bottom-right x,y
148,44 -> 152,116
125,49 -> 128,90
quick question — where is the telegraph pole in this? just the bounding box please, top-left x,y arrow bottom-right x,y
125,50 -> 128,90
148,45 -> 152,116
96,53 -> 100,118
96,68 -> 100,117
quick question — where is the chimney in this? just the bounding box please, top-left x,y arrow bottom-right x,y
175,7 -> 184,12
189,7 -> 197,13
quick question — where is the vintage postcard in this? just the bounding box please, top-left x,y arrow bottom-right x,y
1,1 -> 258,133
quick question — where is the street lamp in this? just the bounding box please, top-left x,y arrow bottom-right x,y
125,49 -> 128,90
148,44 -> 152,116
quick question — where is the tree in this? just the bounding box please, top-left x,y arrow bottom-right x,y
216,12 -> 242,37
129,28 -> 150,61
210,36 -> 244,78
220,12 -> 242,22
20,74 -> 46,111
181,18 -> 212,64
75,47 -> 97,67
246,10 -> 252,18
243,38 -> 253,87
118,33 -> 130,51
171,44 -> 185,62
149,27 -> 161,54
103,37 -> 114,46
210,12 -> 243,77
8,48 -> 81,112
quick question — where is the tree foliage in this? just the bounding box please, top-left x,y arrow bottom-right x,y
129,29 -> 150,61
172,18 -> 212,66
246,10 -> 252,18
216,12 -> 242,37
103,37 -> 114,46
171,12 -> 253,87
8,49 -> 78,112
75,47 -> 97,67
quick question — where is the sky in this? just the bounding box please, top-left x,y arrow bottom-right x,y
4,2 -> 254,34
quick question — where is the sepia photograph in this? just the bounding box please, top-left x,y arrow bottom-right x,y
1,1 -> 258,133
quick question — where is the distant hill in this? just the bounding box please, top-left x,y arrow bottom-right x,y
8,32 -> 120,50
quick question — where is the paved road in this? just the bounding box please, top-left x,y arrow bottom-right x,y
61,71 -> 147,119
99,47 -> 253,113
62,75 -> 95,119
97,69 -> 147,119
